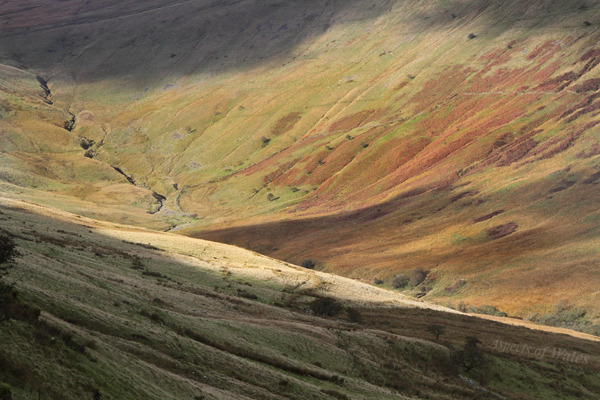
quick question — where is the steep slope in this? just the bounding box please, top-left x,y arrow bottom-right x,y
0,0 -> 599,317
2,197 -> 600,400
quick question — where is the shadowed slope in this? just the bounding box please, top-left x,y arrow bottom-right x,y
2,198 -> 600,400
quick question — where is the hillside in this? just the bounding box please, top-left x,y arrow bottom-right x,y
0,0 -> 600,324
2,197 -> 600,400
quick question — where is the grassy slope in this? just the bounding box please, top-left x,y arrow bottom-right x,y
0,0 -> 599,317
2,197 -> 600,400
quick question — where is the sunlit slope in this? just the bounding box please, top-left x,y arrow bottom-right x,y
0,0 -> 600,315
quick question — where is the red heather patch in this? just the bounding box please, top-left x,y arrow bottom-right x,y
394,81 -> 409,91
526,41 -> 557,61
560,93 -> 600,120
264,159 -> 301,185
409,66 -> 472,111
487,222 -> 518,239
473,210 -> 505,223
579,49 -> 600,62
571,78 -> 600,93
535,71 -> 578,91
449,190 -> 478,203
576,144 -> 600,159
328,110 -> 374,133
530,60 -> 562,83
497,136 -> 539,167
538,121 -> 600,160
240,136 -> 320,177
582,171 -> 600,184
271,112 -> 302,136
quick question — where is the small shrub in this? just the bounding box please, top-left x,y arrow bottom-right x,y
426,324 -> 445,340
142,270 -> 166,279
301,259 -> 316,269
0,382 -> 12,399
468,33 -> 477,39
0,232 -> 17,268
131,258 -> 144,270
260,136 -> 271,147
278,379 -> 290,387
392,274 -> 409,289
538,313 -> 559,326
346,307 -> 362,323
373,278 -> 383,285
524,312 -> 540,322
451,336 -> 487,372
236,289 -> 258,300
309,297 -> 343,317
149,313 -> 164,324
410,267 -> 428,287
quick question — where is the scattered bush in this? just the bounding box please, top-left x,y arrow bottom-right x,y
346,307 -> 362,324
142,270 -> 168,279
373,278 -> 383,285
426,324 -> 445,340
140,309 -> 165,324
0,382 -> 12,400
451,336 -> 487,372
301,259 -> 316,269
236,289 -> 258,300
0,291 -> 41,323
445,278 -> 466,294
131,257 -> 144,270
0,232 -> 17,268
309,297 -> 343,317
260,136 -> 271,147
527,301 -> 594,333
468,33 -> 477,39
410,267 -> 428,287
392,274 -> 409,289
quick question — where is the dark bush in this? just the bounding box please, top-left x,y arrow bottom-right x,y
0,286 -> 40,323
142,270 -> 167,279
309,297 -> 343,317
236,289 -> 258,300
468,33 -> 477,39
131,258 -> 144,270
373,278 -> 384,285
392,274 -> 409,289
410,267 -> 428,287
301,259 -> 316,269
426,324 -> 445,340
0,232 -> 17,273
0,382 -> 12,400
346,307 -> 362,323
260,136 -> 271,147
451,336 -> 487,372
